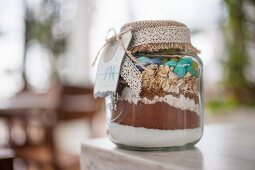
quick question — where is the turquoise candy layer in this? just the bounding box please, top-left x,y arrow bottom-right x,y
164,60 -> 177,67
174,65 -> 186,78
136,56 -> 199,78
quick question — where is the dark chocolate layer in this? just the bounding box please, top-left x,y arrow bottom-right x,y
112,101 -> 200,130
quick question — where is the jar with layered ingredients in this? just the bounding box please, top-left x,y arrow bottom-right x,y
98,20 -> 203,151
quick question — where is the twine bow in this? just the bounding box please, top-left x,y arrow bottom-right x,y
91,28 -> 145,69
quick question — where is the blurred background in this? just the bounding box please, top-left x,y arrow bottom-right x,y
0,0 -> 254,169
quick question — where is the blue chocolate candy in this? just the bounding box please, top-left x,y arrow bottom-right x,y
174,65 -> 186,78
176,60 -> 191,67
151,58 -> 162,65
180,58 -> 193,65
186,66 -> 199,77
137,56 -> 152,65
186,66 -> 192,72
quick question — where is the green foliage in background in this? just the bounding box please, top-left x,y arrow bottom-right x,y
23,0 -> 69,89
25,0 -> 67,57
222,0 -> 255,105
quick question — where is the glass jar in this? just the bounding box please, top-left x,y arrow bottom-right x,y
103,21 -> 203,151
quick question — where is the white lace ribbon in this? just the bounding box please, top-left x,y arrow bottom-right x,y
120,57 -> 142,97
132,26 -> 191,47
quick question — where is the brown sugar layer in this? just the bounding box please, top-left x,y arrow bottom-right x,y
140,88 -> 199,104
112,101 -> 200,130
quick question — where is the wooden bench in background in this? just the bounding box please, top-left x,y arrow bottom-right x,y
0,85 -> 103,170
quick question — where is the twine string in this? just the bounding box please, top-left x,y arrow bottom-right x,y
91,28 -> 146,69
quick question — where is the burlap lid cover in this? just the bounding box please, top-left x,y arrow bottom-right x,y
121,20 -> 200,55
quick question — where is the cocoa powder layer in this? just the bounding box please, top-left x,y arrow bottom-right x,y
112,101 -> 200,130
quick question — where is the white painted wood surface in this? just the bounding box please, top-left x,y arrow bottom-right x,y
81,118 -> 255,170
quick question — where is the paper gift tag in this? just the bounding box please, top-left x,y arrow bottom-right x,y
94,30 -> 132,97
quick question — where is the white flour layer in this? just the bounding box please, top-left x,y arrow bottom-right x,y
120,87 -> 199,113
108,122 -> 202,147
